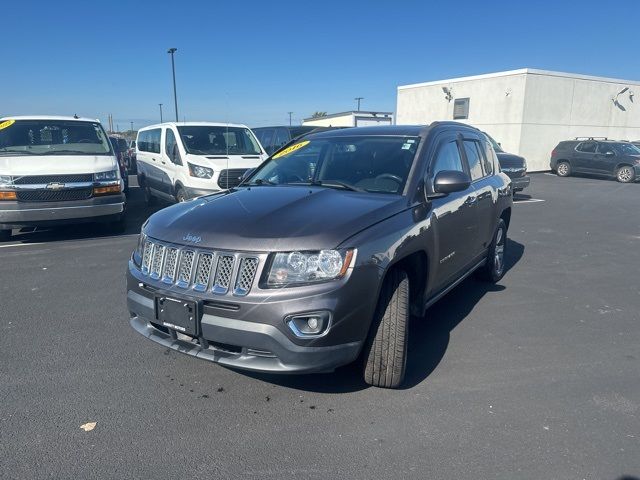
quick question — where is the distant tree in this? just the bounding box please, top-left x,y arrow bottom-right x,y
311,111 -> 327,118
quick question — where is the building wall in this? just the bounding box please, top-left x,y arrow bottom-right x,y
303,114 -> 354,127
520,73 -> 640,170
397,69 -> 640,172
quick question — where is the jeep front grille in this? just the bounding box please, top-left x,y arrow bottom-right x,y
139,238 -> 260,296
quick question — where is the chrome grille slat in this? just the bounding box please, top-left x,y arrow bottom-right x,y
139,238 -> 259,295
213,255 -> 235,294
177,250 -> 195,287
162,248 -> 179,284
234,257 -> 258,296
193,253 -> 214,292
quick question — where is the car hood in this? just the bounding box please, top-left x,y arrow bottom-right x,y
0,154 -> 117,175
496,152 -> 526,169
144,186 -> 409,251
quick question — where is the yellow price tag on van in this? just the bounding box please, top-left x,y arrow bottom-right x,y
272,140 -> 310,159
0,119 -> 15,130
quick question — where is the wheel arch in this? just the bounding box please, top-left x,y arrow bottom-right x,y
383,250 -> 429,317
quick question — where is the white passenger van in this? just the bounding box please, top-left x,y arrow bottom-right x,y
0,116 -> 126,241
136,122 -> 267,204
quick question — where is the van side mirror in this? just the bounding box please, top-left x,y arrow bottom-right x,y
432,170 -> 471,195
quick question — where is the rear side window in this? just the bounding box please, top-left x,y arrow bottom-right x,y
138,129 -> 161,153
430,141 -> 464,176
576,142 -> 597,153
597,143 -> 615,155
463,140 -> 484,180
483,140 -> 499,173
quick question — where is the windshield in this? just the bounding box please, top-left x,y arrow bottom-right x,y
177,126 -> 262,155
247,135 -> 421,194
484,133 -> 504,153
0,119 -> 112,156
613,143 -> 640,155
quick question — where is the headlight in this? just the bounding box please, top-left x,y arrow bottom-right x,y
267,249 -> 355,286
132,232 -> 146,267
0,175 -> 12,186
188,162 -> 213,179
94,170 -> 118,181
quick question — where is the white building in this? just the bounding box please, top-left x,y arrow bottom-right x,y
303,111 -> 394,128
396,69 -> 640,171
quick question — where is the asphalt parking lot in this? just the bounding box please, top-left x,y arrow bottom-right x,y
1,173 -> 638,479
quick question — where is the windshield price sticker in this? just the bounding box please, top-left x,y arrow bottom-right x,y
273,140 -> 310,159
0,119 -> 15,130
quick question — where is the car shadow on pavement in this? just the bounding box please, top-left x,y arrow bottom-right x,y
1,180 -> 165,245
245,238 -> 525,393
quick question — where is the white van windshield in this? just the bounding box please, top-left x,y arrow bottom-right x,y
177,126 -> 261,155
0,119 -> 112,156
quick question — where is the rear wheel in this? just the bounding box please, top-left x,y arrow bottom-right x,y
141,179 -> 156,206
363,269 -> 409,389
0,229 -> 11,242
477,218 -> 507,283
616,165 -> 635,183
556,161 -> 571,177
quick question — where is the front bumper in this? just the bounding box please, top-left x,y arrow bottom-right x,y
126,261 -> 373,373
0,194 -> 125,228
511,175 -> 531,191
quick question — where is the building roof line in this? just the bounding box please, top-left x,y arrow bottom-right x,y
397,68 -> 640,90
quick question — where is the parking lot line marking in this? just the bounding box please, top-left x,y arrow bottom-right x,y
0,242 -> 47,249
514,198 -> 546,204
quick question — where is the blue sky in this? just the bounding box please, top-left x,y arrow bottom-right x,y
2,0 -> 638,129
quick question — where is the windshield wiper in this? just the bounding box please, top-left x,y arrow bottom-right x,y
304,180 -> 363,192
46,149 -> 93,155
246,178 -> 277,186
0,149 -> 39,155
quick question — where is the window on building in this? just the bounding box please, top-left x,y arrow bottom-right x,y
453,98 -> 470,120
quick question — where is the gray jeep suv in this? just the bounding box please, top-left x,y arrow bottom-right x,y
126,123 -> 513,388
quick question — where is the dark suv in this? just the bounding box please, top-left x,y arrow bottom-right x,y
126,123 -> 512,388
253,126 -> 338,155
550,138 -> 640,183
484,132 -> 530,192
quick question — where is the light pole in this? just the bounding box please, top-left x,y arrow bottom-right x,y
159,103 -> 163,123
287,112 -> 293,126
355,97 -> 364,111
167,48 -> 179,122
130,121 -> 133,133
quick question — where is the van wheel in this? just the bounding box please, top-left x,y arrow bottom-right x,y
556,161 -> 571,177
143,182 -> 156,206
616,165 -> 635,183
175,187 -> 187,203
477,218 -> 507,283
0,229 -> 11,242
363,269 -> 409,389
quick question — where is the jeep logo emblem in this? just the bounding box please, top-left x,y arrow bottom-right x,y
46,182 -> 65,190
182,233 -> 202,244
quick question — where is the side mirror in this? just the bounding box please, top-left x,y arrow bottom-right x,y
239,168 -> 255,183
433,170 -> 471,195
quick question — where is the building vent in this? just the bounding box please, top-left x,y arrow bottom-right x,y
453,98 -> 470,119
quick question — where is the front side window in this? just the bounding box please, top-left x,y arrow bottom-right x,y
577,142 -> 597,153
463,140 -> 484,180
177,126 -> 261,155
248,135 -> 420,194
611,143 -> 640,155
165,129 -> 176,156
430,140 -> 464,177
0,119 -> 112,156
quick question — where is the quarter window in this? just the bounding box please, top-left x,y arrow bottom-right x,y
139,128 -> 161,153
596,143 -> 615,155
463,140 -> 484,180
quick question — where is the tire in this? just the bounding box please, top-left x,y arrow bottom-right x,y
0,229 -> 11,242
616,165 -> 635,183
363,269 -> 409,389
175,187 -> 187,203
556,161 -> 571,177
477,218 -> 507,283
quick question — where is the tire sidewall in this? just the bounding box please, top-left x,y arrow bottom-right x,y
488,219 -> 507,282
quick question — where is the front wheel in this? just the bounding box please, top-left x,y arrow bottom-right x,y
477,218 -> 507,283
616,165 -> 635,183
556,161 -> 571,177
363,269 -> 409,389
175,187 -> 187,203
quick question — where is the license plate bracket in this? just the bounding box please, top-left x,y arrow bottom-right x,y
155,296 -> 200,336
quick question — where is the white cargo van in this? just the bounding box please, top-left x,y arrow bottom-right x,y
0,116 -> 126,241
136,122 -> 267,203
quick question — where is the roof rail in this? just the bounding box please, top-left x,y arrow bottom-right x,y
574,136 -> 608,140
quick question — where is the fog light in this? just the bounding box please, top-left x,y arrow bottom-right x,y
285,311 -> 331,338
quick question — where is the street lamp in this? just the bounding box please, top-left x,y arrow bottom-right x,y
130,121 -> 133,132
159,103 -> 163,123
288,112 -> 293,126
167,48 -> 179,122
355,97 -> 364,111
